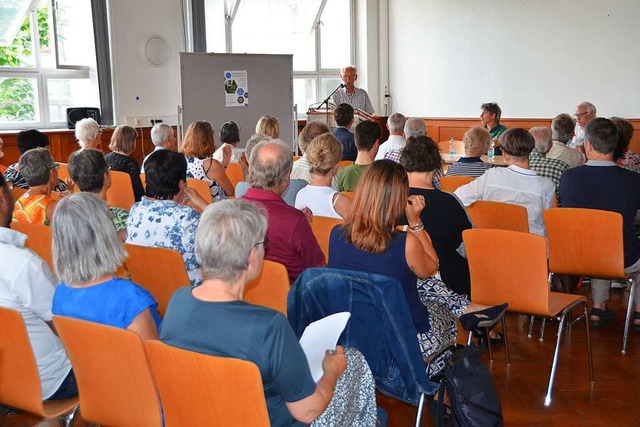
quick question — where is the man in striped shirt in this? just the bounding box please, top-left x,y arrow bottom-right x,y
446,127 -> 494,177
331,65 -> 375,115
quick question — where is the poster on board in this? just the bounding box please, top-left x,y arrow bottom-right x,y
224,70 -> 249,107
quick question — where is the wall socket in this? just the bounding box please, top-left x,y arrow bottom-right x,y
134,118 -> 142,127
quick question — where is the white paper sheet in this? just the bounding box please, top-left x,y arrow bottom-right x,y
299,312 -> 351,382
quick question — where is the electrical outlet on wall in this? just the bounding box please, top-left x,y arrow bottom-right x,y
134,118 -> 142,127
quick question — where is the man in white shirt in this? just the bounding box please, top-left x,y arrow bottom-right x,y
141,123 -> 177,173
455,128 -> 555,236
0,174 -> 76,400
568,102 -> 596,155
374,113 -> 406,160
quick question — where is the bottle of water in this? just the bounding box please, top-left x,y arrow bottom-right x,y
449,137 -> 456,155
488,141 -> 495,160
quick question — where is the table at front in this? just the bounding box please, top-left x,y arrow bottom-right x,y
440,153 -> 509,167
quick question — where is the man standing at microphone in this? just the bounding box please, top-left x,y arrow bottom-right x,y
331,65 -> 375,115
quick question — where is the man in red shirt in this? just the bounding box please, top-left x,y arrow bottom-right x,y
242,140 -> 325,283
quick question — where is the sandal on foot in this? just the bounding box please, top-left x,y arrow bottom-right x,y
633,312 -> 640,332
589,307 -> 614,327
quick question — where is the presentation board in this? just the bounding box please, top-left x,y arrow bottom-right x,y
180,53 -> 294,149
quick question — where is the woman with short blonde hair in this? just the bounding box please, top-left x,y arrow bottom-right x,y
182,120 -> 234,201
255,115 -> 280,138
105,125 -> 145,201
294,134 -> 351,219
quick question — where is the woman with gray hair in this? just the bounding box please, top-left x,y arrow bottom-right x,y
160,200 -> 362,426
74,118 -> 102,149
12,148 -> 61,225
446,126 -> 494,177
51,193 -> 160,341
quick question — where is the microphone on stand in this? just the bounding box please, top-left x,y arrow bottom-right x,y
320,83 -> 345,125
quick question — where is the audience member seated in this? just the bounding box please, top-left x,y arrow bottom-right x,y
569,101 -> 597,154
4,129 -> 69,192
105,125 -> 145,202
291,121 -> 337,188
52,193 -> 160,341
331,103 -> 357,161
528,126 -> 569,194
446,127 -> 494,177
337,120 -> 381,192
329,160 -> 507,368
0,173 -> 77,400
236,136 -> 308,206
559,118 -> 640,328
213,120 -> 247,172
255,115 -> 280,139
400,136 -> 473,296
159,200 -> 371,426
611,117 -> 640,174
455,128 -> 555,236
127,150 -> 208,287
548,113 -> 584,168
12,148 -> 61,226
68,148 -> 129,239
74,117 -> 102,150
374,112 -> 406,160
242,141 -> 325,283
480,102 -> 507,155
295,134 -> 351,219
141,123 -> 177,173
182,120 -> 234,201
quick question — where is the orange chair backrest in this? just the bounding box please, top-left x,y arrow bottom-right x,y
311,216 -> 344,262
124,243 -> 191,316
139,173 -> 146,189
106,170 -> 136,210
467,200 -> 530,233
0,307 -> 48,415
463,228 -> 550,315
438,140 -> 465,155
0,164 -> 6,174
10,222 -> 54,272
439,175 -> 475,193
244,260 -> 290,315
186,178 -> 213,206
340,191 -> 355,201
543,208 -> 625,279
57,163 -> 70,181
145,340 -> 270,427
225,162 -> 245,190
52,316 -> 162,427
12,185 -> 27,200
339,160 -> 354,168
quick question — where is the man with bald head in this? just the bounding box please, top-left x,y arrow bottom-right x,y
242,141 -> 325,282
569,102 -> 597,154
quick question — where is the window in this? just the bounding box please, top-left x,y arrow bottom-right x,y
0,0 -> 100,129
204,0 -> 353,117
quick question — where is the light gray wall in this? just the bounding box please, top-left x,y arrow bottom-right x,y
388,0 -> 640,118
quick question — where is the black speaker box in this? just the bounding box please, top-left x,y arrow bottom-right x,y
67,107 -> 101,129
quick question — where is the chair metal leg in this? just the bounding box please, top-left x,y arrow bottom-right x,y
59,405 -> 79,427
485,326 -> 493,361
622,280 -> 636,354
540,317 -> 547,342
467,329 -> 473,346
544,311 -> 567,406
528,315 -> 535,338
415,392 -> 425,427
501,315 -> 510,365
583,302 -> 594,383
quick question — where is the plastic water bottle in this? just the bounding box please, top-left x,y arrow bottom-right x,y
488,142 -> 495,160
449,137 -> 456,155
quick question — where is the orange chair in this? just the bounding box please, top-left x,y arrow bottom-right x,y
0,164 -> 6,174
463,228 -> 593,406
438,175 -> 475,193
438,139 -> 465,155
145,340 -> 270,427
124,243 -> 191,316
225,162 -> 245,192
10,221 -> 54,272
340,191 -> 355,201
187,177 -> 214,208
0,307 -> 78,426
311,216 -> 344,262
57,163 -> 70,181
11,185 -> 27,200
106,170 -> 136,210
466,200 -> 530,233
53,316 -> 162,427
543,208 -> 630,352
139,172 -> 146,189
339,160 -> 354,168
244,260 -> 290,315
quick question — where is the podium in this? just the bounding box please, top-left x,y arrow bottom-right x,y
307,107 -> 373,128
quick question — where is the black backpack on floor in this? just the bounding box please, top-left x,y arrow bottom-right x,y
429,345 -> 503,427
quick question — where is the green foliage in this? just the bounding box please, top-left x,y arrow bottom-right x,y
0,6 -> 49,121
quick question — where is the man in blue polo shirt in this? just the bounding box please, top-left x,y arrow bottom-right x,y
559,117 -> 640,328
